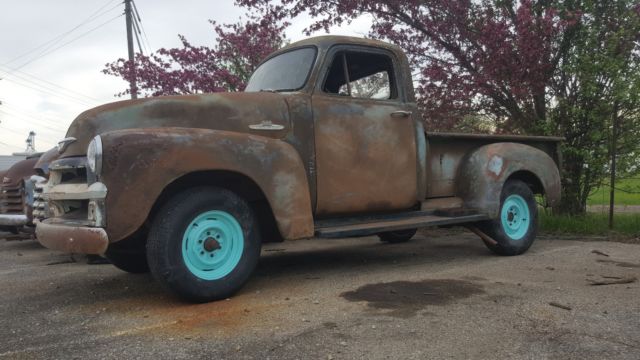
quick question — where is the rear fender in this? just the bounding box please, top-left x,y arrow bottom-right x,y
456,142 -> 561,217
100,128 -> 314,242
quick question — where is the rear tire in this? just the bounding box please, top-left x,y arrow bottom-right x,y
147,187 -> 261,302
378,229 -> 417,243
479,180 -> 537,256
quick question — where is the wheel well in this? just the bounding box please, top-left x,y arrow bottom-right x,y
143,170 -> 282,243
508,171 -> 544,195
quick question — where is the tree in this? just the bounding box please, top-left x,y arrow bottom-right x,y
242,0 -> 640,214
103,4 -> 288,97
548,0 -> 640,213
241,0 -> 579,132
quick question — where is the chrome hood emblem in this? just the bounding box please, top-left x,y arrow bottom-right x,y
57,137 -> 77,154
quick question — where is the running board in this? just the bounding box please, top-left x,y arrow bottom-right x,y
314,211 -> 490,238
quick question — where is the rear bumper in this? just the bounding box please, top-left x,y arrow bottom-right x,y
0,214 -> 28,227
36,220 -> 109,255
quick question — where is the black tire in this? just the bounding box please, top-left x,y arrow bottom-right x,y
479,179 -> 538,256
147,186 -> 261,302
378,228 -> 417,243
104,234 -> 149,274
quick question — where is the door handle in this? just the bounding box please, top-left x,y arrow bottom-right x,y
390,111 -> 412,118
249,121 -> 285,130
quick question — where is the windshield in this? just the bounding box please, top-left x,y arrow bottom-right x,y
245,47 -> 317,92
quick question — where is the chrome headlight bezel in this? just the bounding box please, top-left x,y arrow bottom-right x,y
86,135 -> 103,176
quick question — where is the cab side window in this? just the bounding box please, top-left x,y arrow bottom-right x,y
323,51 -> 397,100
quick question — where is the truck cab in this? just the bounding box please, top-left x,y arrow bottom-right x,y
36,36 -> 561,302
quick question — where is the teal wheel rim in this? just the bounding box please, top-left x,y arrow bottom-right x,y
500,194 -> 530,240
181,210 -> 244,280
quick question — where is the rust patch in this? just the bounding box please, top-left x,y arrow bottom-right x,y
81,293 -> 284,339
341,279 -> 484,318
313,95 -> 418,215
36,221 -> 108,254
100,128 -> 314,242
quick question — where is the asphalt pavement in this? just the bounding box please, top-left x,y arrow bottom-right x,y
0,230 -> 638,359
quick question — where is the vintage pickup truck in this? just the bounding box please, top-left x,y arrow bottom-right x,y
36,36 -> 561,302
0,154 -> 49,234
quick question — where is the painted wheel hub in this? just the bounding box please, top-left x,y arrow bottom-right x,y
182,210 -> 244,280
500,194 -> 530,240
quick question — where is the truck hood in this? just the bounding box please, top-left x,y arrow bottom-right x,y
61,92 -> 291,157
2,157 -> 40,187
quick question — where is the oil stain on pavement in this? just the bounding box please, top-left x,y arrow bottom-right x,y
341,279 -> 485,318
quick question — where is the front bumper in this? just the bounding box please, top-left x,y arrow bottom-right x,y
35,157 -> 109,254
36,220 -> 109,254
0,214 -> 28,227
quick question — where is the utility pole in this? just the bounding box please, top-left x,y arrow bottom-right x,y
125,0 -> 138,99
609,101 -> 619,230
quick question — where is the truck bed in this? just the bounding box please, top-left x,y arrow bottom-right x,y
424,132 -> 562,199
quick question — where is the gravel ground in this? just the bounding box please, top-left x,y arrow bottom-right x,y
0,230 -> 639,359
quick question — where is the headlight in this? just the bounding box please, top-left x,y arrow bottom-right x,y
87,135 -> 103,175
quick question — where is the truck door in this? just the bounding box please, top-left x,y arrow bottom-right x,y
312,47 -> 418,215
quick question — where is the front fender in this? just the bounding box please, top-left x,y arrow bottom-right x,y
100,128 -> 314,242
456,142 -> 561,217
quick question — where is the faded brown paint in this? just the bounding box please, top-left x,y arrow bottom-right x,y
456,142 -> 562,216
62,92 -> 292,158
100,128 -> 314,242
313,94 -> 418,215
37,35 -> 562,256
36,220 -> 108,254
33,147 -> 60,175
425,133 -> 562,198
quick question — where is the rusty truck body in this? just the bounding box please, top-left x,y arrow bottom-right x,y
36,36 -> 561,302
0,154 -> 50,234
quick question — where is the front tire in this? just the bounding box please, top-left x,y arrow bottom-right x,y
147,187 -> 261,302
479,180 -> 538,256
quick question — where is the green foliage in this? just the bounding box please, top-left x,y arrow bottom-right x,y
587,178 -> 640,205
548,0 -> 640,214
539,211 -> 640,237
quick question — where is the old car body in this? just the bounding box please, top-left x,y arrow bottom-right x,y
36,36 -> 561,301
0,155 -> 44,233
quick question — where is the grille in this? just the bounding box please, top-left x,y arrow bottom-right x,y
31,176 -> 49,220
0,184 -> 25,215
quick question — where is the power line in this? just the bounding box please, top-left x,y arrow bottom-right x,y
0,14 -> 123,107
2,0 -> 123,67
0,66 -> 103,105
8,13 -> 124,73
0,109 -> 67,134
0,124 -> 41,139
0,119 -> 62,143
132,0 -> 152,51
0,140 -> 23,151
132,15 -> 145,54
2,102 -> 68,124
0,72 -> 98,107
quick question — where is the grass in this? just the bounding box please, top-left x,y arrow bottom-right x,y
539,211 -> 640,238
587,178 -> 640,206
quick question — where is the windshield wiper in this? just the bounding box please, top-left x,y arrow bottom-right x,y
259,88 -> 277,93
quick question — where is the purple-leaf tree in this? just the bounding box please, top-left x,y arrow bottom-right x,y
240,0 -> 579,132
103,4 -> 288,97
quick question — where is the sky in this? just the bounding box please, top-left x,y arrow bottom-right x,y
0,0 -> 372,155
